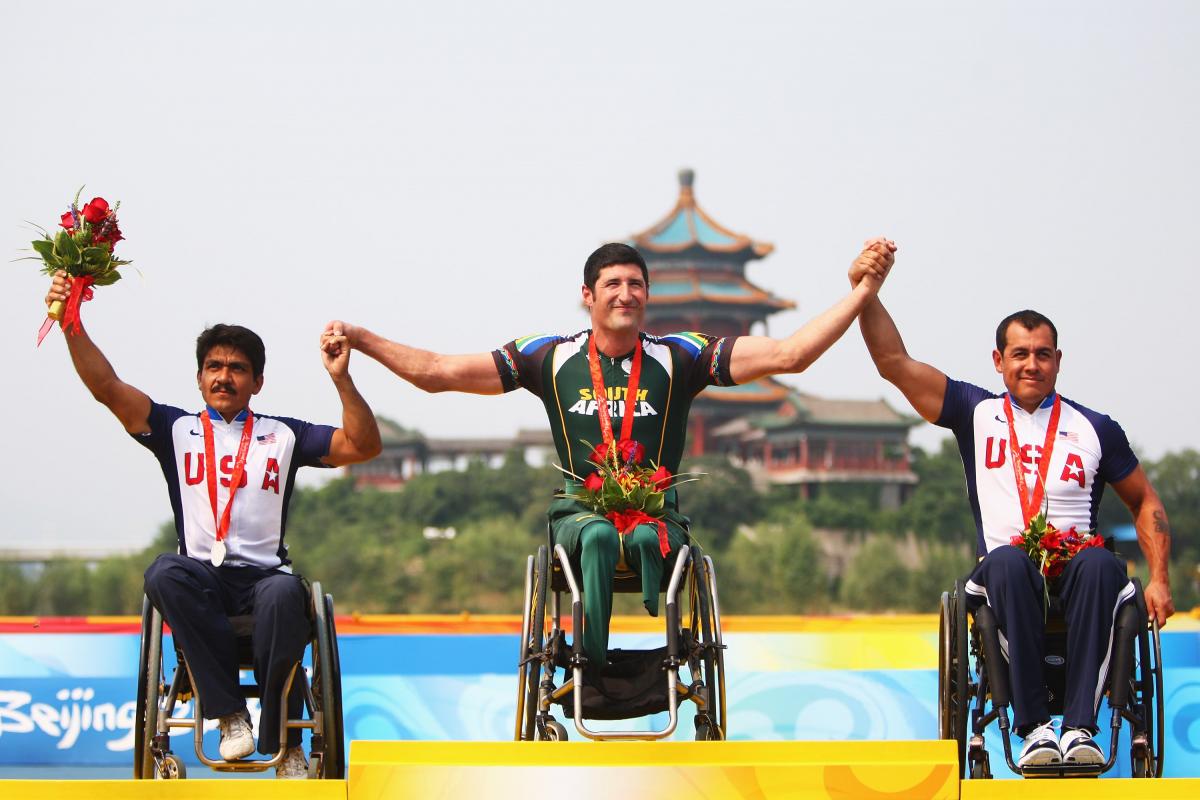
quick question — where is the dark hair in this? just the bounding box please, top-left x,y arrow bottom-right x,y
583,243 -> 649,292
995,310 -> 1058,352
195,324 -> 266,378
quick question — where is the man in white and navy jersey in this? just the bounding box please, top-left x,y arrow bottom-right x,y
850,244 -> 1174,768
45,272 -> 381,777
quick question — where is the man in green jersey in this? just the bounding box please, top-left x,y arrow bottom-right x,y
328,239 -> 895,665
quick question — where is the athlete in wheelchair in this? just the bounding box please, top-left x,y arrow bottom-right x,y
328,240 -> 897,739
852,252 -> 1174,777
43,275 -> 380,778
135,579 -> 345,779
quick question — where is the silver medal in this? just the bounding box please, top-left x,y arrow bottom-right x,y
210,539 -> 227,566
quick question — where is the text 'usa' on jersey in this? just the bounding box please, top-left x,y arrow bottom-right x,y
132,401 -> 336,570
492,330 -> 736,476
936,379 -> 1139,557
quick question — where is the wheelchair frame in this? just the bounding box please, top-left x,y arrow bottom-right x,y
515,525 -> 727,742
133,580 -> 345,779
938,575 -> 1164,779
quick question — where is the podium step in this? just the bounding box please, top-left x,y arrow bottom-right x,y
349,740 -> 959,799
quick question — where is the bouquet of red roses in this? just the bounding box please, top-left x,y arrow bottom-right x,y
558,438 -> 701,557
1009,512 -> 1105,580
26,188 -> 131,345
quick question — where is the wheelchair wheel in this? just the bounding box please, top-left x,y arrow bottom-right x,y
948,580 -> 970,778
157,752 -> 186,780
1147,617 -> 1165,777
691,550 -> 726,739
133,598 -> 161,780
518,545 -> 548,741
542,719 -> 568,741
312,582 -> 345,779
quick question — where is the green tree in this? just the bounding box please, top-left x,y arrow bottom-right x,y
676,455 -> 761,551
839,537 -> 910,611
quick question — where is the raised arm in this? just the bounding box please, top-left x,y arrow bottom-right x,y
325,320 -> 504,395
46,271 -> 151,434
852,243 -> 948,423
727,239 -> 894,385
1110,467 -> 1174,626
318,327 -> 383,466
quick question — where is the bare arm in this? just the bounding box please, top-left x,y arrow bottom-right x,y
1111,466 -> 1174,626
728,241 -> 894,384
850,243 -> 948,423
326,320 -> 504,395
46,272 -> 151,434
318,329 -> 383,466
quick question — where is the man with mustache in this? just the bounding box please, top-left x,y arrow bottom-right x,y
849,249 -> 1173,768
326,239 -> 894,668
44,272 -> 381,778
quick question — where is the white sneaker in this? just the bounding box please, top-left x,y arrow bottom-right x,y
217,713 -> 255,761
276,745 -> 308,779
1061,728 -> 1104,765
1017,719 -> 1061,767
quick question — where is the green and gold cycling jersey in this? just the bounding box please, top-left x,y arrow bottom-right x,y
491,329 -> 736,475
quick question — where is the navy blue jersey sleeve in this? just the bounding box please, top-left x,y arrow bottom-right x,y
492,334 -> 561,398
1091,413 -> 1139,484
275,417 -> 337,469
935,378 -> 996,434
130,401 -> 189,458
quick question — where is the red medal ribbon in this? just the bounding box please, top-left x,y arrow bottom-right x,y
1003,394 -> 1061,527
201,409 -> 255,551
605,510 -> 670,559
587,333 -> 642,450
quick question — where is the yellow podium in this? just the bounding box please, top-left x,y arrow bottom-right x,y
349,740 -> 959,800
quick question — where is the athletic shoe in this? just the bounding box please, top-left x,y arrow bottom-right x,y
1061,728 -> 1104,765
217,713 -> 255,761
276,745 -> 309,779
1017,719 -> 1061,767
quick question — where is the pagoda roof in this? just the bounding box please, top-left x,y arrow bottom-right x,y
745,392 -> 922,431
631,169 -> 774,258
700,378 -> 792,404
649,271 -> 795,311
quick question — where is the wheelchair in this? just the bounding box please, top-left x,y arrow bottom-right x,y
938,574 -> 1164,779
133,580 -> 344,779
515,523 -> 726,741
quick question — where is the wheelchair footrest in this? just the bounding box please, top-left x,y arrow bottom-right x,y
1019,762 -> 1105,779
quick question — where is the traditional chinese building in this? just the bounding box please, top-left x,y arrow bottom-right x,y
633,169 -> 917,504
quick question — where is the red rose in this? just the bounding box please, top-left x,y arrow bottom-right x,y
1009,535 -> 1025,547
59,212 -> 75,230
583,472 -> 604,492
1081,534 -> 1104,551
1039,530 -> 1063,552
589,442 -> 611,465
617,439 -> 645,465
651,466 -> 672,491
1046,560 -> 1066,579
81,197 -> 110,224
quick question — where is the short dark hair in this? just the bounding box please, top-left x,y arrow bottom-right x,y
583,243 -> 649,292
995,310 -> 1058,352
196,324 -> 266,378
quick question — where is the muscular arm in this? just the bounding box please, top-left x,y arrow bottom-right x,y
319,330 -> 383,466
328,321 -> 504,395
727,241 -> 894,384
857,295 -> 948,423
47,272 -> 151,434
1111,466 -> 1174,626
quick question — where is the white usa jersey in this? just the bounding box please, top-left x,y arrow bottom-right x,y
936,380 -> 1138,557
133,402 -> 335,570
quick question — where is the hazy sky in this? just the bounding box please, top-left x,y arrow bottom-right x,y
3,2 -> 1197,554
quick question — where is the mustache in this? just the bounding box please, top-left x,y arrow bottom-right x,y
210,382 -> 236,394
